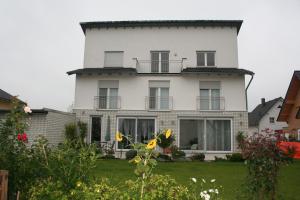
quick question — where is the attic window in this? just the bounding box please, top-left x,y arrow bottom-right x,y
296,108 -> 300,119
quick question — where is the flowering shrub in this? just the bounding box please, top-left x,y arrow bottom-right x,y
240,132 -> 291,199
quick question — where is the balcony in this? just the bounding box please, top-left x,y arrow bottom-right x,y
134,58 -> 186,73
196,96 -> 225,111
94,96 -> 121,109
145,96 -> 173,110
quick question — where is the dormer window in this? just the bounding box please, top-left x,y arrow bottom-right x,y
104,51 -> 124,67
197,51 -> 215,67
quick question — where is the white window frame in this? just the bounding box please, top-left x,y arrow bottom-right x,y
98,88 -> 119,110
149,87 -> 170,111
116,117 -> 157,151
150,51 -> 170,73
177,117 -> 233,153
199,89 -> 221,111
196,51 -> 216,67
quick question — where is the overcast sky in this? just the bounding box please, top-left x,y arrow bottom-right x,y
0,0 -> 299,111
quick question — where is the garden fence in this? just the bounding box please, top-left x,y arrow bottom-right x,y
0,170 -> 8,200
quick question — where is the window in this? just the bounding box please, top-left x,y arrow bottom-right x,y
104,51 -> 124,67
98,80 -> 119,109
148,81 -> 170,110
197,51 -> 215,67
269,117 -> 275,123
151,51 -> 169,73
180,119 -> 231,151
199,81 -> 221,110
117,118 -> 155,149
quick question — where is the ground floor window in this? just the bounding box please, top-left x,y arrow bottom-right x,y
117,117 -> 155,149
179,119 -> 231,151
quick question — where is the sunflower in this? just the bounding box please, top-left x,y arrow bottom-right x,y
165,129 -> 172,139
115,131 -> 123,142
146,139 -> 157,149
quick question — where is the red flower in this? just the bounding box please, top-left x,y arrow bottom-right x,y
17,134 -> 22,141
22,133 -> 28,142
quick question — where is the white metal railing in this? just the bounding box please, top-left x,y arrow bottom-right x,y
134,58 -> 186,73
94,96 -> 121,109
145,96 -> 173,110
197,96 -> 225,110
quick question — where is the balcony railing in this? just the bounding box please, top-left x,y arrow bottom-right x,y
94,96 -> 121,109
134,58 -> 186,73
196,96 -> 225,111
145,96 -> 173,110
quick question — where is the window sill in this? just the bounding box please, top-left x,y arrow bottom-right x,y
96,109 -> 120,111
147,109 -> 172,112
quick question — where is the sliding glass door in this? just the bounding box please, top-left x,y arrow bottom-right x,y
117,118 -> 155,149
179,119 -> 231,152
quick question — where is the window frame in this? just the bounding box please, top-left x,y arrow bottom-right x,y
196,51 -> 216,67
269,117 -> 275,123
116,117 -> 157,150
148,87 -> 170,110
98,87 -> 119,110
199,88 -> 221,111
150,51 -> 170,73
177,117 -> 233,153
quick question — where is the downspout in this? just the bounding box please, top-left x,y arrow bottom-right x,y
245,73 -> 254,111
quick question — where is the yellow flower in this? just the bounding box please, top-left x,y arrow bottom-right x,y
76,181 -> 82,187
165,129 -> 172,139
115,131 -> 123,142
146,139 -> 157,149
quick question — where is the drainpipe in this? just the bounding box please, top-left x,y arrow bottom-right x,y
245,73 -> 254,111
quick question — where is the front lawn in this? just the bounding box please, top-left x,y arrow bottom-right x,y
93,160 -> 300,200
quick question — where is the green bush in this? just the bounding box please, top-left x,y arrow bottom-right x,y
170,145 -> 186,159
226,153 -> 245,162
157,153 -> 172,162
64,123 -> 77,141
77,121 -> 87,142
125,149 -> 137,160
191,153 -> 205,161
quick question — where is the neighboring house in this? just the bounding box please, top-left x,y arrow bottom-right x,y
278,71 -> 300,140
0,108 -> 75,145
0,89 -> 24,110
67,20 -> 254,158
248,97 -> 288,135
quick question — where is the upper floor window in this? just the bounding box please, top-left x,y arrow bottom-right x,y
197,51 -> 216,67
199,81 -> 221,110
151,51 -> 169,73
148,80 -> 171,110
97,80 -> 119,109
104,51 -> 124,67
269,117 -> 275,123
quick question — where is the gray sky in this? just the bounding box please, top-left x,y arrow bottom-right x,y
0,0 -> 299,111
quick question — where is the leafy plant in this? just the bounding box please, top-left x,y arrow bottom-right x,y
170,145 -> 186,159
64,122 -> 77,141
191,153 -> 205,161
125,149 -> 137,160
240,132 -> 291,199
226,153 -> 245,162
157,130 -> 174,150
77,121 -> 87,142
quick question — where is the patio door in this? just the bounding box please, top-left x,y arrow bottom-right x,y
91,116 -> 101,144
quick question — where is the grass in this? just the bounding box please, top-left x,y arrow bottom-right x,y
93,159 -> 300,199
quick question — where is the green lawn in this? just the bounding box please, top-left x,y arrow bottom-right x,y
93,160 -> 300,199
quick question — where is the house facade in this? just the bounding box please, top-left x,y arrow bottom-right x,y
67,20 -> 254,158
278,71 -> 300,140
248,97 -> 288,135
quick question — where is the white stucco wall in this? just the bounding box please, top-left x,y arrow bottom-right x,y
83,27 -> 239,69
74,74 -> 246,111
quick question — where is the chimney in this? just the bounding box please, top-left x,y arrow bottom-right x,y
261,98 -> 266,106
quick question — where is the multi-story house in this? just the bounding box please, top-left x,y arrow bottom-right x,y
67,20 -> 254,158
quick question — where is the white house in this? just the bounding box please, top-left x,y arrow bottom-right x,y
248,97 -> 288,135
67,20 -> 254,158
